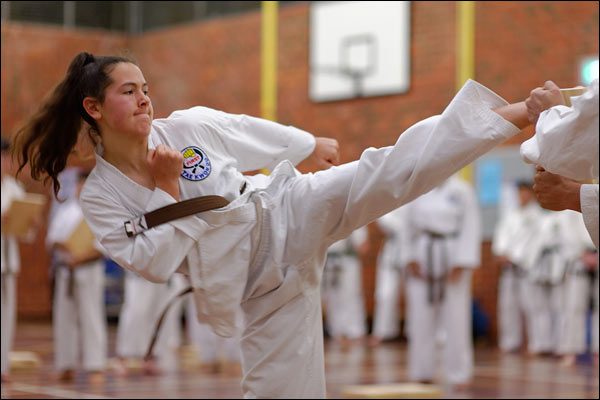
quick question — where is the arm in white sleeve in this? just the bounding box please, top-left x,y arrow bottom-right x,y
520,79 -> 599,181
339,80 -> 521,231
453,184 -> 482,268
81,188 -> 207,283
222,112 -> 316,171
581,184 -> 599,247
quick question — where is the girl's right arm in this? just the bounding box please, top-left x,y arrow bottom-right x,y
81,187 -> 207,283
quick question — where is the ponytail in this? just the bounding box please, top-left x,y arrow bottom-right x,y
13,51 -> 134,197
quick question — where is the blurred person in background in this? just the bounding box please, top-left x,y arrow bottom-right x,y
113,272 -> 185,376
46,170 -> 108,382
322,226 -> 368,346
557,212 -> 596,365
492,180 -> 545,354
1,137 -> 25,383
401,174 -> 481,389
369,207 -> 407,346
185,298 -> 242,375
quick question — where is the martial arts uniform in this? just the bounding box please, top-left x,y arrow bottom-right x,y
372,207 -> 407,340
401,175 -> 481,385
322,227 -> 367,340
1,176 -> 24,376
46,197 -> 108,373
492,200 -> 546,352
522,211 -> 577,354
116,271 -> 185,370
553,212 -> 596,356
81,80 -> 522,398
521,78 -> 599,247
185,296 -> 242,368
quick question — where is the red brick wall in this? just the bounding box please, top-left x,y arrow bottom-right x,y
1,2 -> 597,342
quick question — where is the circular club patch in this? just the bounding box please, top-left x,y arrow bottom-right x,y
181,146 -> 211,181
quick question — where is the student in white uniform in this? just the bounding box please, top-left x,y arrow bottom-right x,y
492,181 -> 545,353
400,175 -> 481,387
1,138 -> 25,383
558,216 -> 596,365
322,227 -> 368,344
114,271 -> 185,376
186,297 -> 242,374
521,79 -> 598,247
522,210 -> 579,355
46,171 -> 108,382
370,207 -> 407,345
15,52 -> 530,398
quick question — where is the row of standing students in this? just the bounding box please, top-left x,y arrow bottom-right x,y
493,181 -> 598,361
321,173 -> 599,388
322,173 -> 481,387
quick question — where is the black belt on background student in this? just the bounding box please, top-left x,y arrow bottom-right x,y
424,230 -> 457,304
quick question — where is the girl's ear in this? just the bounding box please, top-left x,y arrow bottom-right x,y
83,97 -> 102,121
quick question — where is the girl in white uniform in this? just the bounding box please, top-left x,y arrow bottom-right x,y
370,206 -> 407,344
322,227 -> 368,342
46,171 -> 108,381
1,138 -> 25,383
15,52 -> 530,398
400,175 -> 481,386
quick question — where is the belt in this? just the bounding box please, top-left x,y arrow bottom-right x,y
424,230 -> 457,304
124,195 -> 230,237
145,286 -> 193,362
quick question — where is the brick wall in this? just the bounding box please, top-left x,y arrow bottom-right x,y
1,2 -> 597,341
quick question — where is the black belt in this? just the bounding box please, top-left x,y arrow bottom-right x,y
424,230 -> 457,304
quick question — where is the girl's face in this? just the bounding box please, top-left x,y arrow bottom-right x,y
94,62 -> 153,141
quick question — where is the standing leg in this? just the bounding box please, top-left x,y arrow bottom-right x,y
53,267 -> 78,378
442,271 -> 474,385
406,276 -> 436,382
498,268 -> 522,352
75,263 -> 107,373
1,273 -> 16,380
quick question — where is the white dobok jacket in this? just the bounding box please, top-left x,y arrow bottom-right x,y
80,80 -> 522,340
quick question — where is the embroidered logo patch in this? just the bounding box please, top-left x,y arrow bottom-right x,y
181,146 -> 211,181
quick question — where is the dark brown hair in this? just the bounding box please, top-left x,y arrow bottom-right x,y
13,52 -> 135,197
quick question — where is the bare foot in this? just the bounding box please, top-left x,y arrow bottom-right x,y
451,382 -> 471,392
142,358 -> 162,376
88,370 -> 105,384
367,336 -> 383,347
221,361 -> 242,376
199,361 -> 221,374
560,354 -> 577,367
58,369 -> 75,382
112,358 -> 129,377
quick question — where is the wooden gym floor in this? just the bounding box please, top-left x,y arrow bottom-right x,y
1,320 -> 598,399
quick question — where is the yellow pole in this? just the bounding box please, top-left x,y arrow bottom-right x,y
456,1 -> 475,184
261,1 -> 278,122
260,1 -> 278,175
